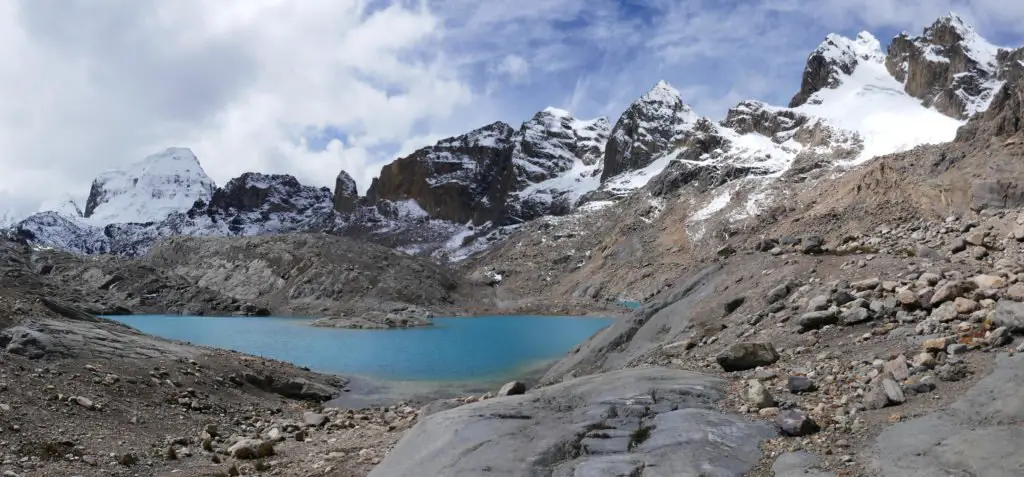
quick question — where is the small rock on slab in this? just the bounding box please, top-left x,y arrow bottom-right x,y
303,412 -> 328,427
787,376 -> 816,393
716,342 -> 780,372
746,380 -> 775,409
498,381 -> 527,396
724,296 -> 746,314
885,356 -> 911,381
228,439 -> 275,460
840,307 -> 872,326
777,410 -> 819,436
882,378 -> 906,405
798,310 -> 839,332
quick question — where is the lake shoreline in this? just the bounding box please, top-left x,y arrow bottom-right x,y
105,314 -> 613,407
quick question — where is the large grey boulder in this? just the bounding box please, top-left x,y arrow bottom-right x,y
870,352 -> 1024,475
368,367 -> 775,477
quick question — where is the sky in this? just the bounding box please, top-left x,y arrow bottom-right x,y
1,0 -> 1024,217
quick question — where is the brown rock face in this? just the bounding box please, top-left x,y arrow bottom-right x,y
365,122 -> 516,225
884,15 -> 1005,119
332,171 -> 359,213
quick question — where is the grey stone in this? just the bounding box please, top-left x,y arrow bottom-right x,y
787,376 -> 816,393
936,363 -> 970,382
777,410 -> 819,436
863,383 -> 890,410
947,343 -> 969,355
746,379 -> 775,409
228,439 -> 275,460
950,238 -> 967,254
993,300 -> 1024,333
716,342 -> 780,372
987,327 -> 1012,347
852,277 -> 880,291
302,412 -> 328,427
882,378 -> 906,405
840,307 -> 872,326
885,356 -> 911,381
872,353 -> 1024,476
904,377 -> 936,395
831,290 -> 855,306
498,381 -> 527,397
807,295 -> 830,312
368,368 -> 775,477
798,310 -> 839,332
802,236 -> 824,254
724,296 -> 746,314
930,281 -> 972,307
767,283 -> 791,304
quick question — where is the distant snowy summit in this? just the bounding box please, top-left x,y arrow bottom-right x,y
12,13 -> 1024,260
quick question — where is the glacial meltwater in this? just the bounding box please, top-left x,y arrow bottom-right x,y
107,315 -> 611,383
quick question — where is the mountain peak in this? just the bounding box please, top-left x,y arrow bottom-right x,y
789,31 -> 885,107
885,14 -> 1003,118
83,147 -> 217,225
640,80 -> 683,106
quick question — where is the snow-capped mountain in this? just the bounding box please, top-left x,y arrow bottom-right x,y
9,14 -> 1023,261
82,147 -> 216,225
37,193 -> 85,219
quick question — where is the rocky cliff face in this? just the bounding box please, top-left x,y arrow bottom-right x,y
601,81 -> 698,182
884,14 -> 1007,119
366,122 -> 516,226
333,171 -> 359,213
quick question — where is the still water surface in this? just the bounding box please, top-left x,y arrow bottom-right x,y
109,314 -> 612,382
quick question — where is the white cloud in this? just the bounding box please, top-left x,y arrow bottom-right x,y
494,54 -> 530,83
0,0 -> 1022,215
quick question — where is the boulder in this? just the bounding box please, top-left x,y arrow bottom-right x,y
798,310 -> 839,332
777,410 -> 819,436
746,379 -> 775,409
497,381 -> 527,397
717,342 -> 781,372
228,439 -> 275,460
993,301 -> 1024,333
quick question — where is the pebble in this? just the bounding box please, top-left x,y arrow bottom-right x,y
881,378 -> 906,404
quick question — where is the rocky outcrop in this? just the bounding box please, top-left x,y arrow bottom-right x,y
601,81 -> 698,181
790,32 -> 884,107
366,122 -> 516,225
884,14 -> 1005,118
332,171 -> 359,213
369,367 -> 774,477
722,100 -> 808,137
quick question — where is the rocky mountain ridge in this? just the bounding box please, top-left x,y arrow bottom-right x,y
9,14 -> 1019,265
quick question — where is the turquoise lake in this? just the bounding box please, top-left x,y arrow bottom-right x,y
108,315 -> 612,382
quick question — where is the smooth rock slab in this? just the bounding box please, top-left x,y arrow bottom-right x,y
772,451 -> 836,477
368,368 -> 775,477
871,353 -> 1024,476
